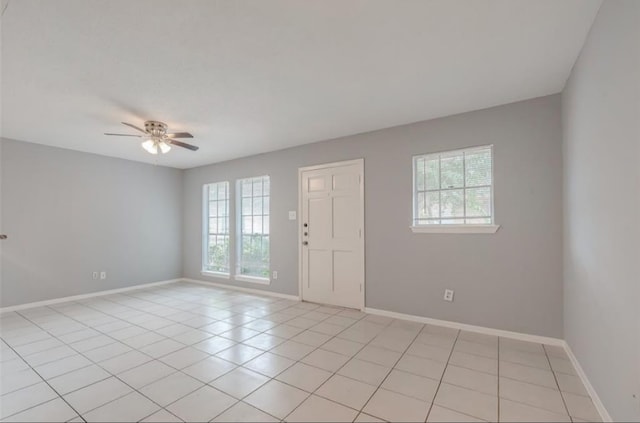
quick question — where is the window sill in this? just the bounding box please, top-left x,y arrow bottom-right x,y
234,275 -> 271,285
411,224 -> 500,234
201,271 -> 230,279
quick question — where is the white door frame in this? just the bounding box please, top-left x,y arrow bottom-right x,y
297,158 -> 365,310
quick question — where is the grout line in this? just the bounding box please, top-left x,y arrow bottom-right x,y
543,344 -> 573,419
424,328 -> 461,422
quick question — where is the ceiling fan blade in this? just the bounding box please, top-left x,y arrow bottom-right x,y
121,122 -> 148,134
166,132 -> 193,139
104,133 -> 142,137
168,139 -> 199,151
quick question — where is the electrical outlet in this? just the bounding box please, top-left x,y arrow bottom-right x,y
272,271 -> 278,279
92,271 -> 99,280
100,271 -> 107,280
444,289 -> 454,302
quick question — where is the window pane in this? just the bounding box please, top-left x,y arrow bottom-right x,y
243,216 -> 252,232
440,154 -> 464,189
209,218 -> 217,233
253,216 -> 263,233
212,201 -> 218,217
465,149 -> 492,187
441,218 -> 465,224
242,180 -> 252,197
465,187 -> 491,217
252,197 -> 262,215
416,158 -> 425,191
418,191 -> 440,219
253,179 -> 263,196
425,158 -> 439,190
209,186 -> 218,201
217,184 -> 227,199
237,176 -> 270,278
242,198 -> 252,216
466,217 -> 491,224
440,189 -> 464,218
204,182 -> 229,273
217,201 -> 226,217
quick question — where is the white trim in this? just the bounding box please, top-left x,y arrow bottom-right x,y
297,158 -> 364,173
200,271 -> 230,279
298,158 -> 366,311
563,342 -> 612,422
364,307 -> 565,346
182,278 -> 299,301
411,224 -> 500,234
0,279 -> 182,313
234,274 -> 270,285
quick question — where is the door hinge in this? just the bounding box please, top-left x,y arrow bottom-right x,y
359,229 -> 362,238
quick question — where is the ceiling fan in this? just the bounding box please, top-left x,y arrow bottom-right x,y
105,121 -> 199,154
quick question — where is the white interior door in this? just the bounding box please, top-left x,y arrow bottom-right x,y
300,159 -> 364,310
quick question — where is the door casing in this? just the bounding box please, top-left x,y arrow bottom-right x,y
297,158 -> 365,310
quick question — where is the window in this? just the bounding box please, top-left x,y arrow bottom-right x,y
203,182 -> 230,274
412,145 -> 498,233
237,175 -> 270,280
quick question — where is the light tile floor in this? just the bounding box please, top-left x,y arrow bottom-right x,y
0,282 -> 601,422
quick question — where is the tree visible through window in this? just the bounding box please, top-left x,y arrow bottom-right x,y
203,182 -> 230,273
413,146 -> 493,225
238,176 -> 270,278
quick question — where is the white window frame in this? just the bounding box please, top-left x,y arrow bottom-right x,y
411,145 -> 500,234
235,175 -> 270,284
202,181 -> 231,277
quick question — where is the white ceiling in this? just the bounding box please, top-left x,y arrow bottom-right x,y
1,0 -> 601,169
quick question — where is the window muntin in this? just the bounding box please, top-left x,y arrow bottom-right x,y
237,175 -> 270,278
414,145 -> 493,225
203,182 -> 230,274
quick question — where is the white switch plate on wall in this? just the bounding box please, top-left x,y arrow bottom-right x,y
100,271 -> 107,280
288,211 -> 297,220
444,289 -> 454,302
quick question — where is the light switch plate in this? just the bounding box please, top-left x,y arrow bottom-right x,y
288,211 -> 297,220
444,289 -> 454,302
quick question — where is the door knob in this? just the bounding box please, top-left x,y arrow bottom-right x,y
0,235 -> 7,240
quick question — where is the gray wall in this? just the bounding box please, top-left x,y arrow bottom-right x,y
184,94 -> 564,338
562,1 -> 640,420
0,138 -> 183,307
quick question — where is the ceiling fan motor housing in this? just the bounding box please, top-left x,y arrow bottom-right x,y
144,120 -> 168,137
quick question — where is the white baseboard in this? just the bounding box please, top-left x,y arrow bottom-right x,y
364,307 -> 565,346
181,278 -> 300,301
563,341 -> 612,422
0,279 -> 182,313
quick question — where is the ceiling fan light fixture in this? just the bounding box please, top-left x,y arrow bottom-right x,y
106,121 -> 198,153
142,139 -> 158,155
159,141 -> 171,154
